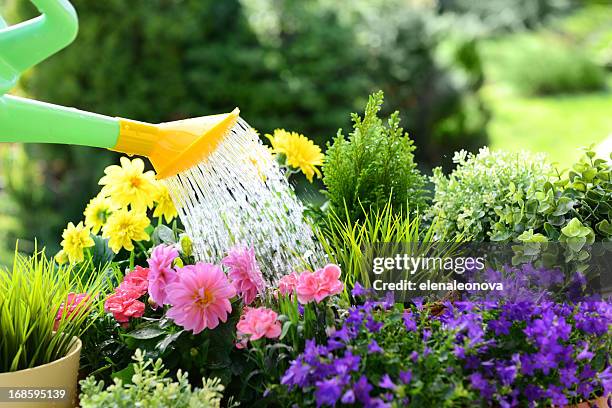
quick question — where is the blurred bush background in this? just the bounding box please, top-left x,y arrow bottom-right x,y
0,0 -> 610,262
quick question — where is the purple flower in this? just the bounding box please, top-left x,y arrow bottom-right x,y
281,358 -> 310,388
353,376 -> 373,404
341,390 -> 355,404
378,374 -> 396,390
469,372 -> 494,400
546,385 -> 568,407
365,316 -> 383,332
489,318 -> 511,336
368,340 -> 383,354
315,377 -> 343,407
524,384 -> 543,402
496,363 -> 517,386
598,365 -> 612,396
352,282 -> 368,297
533,352 -> 558,375
410,351 -> 419,362
576,343 -> 594,360
399,370 -> 412,384
559,366 -> 579,388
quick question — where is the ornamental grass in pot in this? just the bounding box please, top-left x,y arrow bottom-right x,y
0,250 -> 103,408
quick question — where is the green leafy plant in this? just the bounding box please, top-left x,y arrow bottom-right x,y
0,249 -> 103,373
323,91 -> 428,224
79,349 -> 226,408
430,147 -> 552,241
498,147 -> 611,244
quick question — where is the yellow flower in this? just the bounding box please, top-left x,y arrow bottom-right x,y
102,209 -> 150,253
99,157 -> 158,211
153,184 -> 178,223
83,194 -> 116,234
54,249 -> 69,265
60,221 -> 95,264
266,129 -> 324,182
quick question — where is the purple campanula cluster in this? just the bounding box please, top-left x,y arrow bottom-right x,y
280,281 -> 611,407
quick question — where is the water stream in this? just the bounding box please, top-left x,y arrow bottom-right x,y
163,118 -> 324,284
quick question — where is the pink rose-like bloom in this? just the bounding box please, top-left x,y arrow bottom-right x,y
278,272 -> 299,296
316,264 -> 344,298
120,265 -> 150,294
166,262 -> 236,334
55,292 -> 91,330
236,307 -> 282,342
296,264 -> 344,304
222,245 -> 265,305
147,244 -> 179,306
104,288 -> 145,323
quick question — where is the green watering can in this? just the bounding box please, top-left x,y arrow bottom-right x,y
0,0 -> 239,179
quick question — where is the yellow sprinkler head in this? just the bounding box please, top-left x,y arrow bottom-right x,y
111,108 -> 240,179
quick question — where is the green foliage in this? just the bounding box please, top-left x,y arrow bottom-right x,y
430,147 -> 553,241
497,34 -> 606,95
501,147 -> 612,243
0,249 -> 103,372
79,349 -> 226,408
323,91 -> 428,224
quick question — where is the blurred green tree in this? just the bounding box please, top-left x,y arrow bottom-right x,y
3,0 -> 489,255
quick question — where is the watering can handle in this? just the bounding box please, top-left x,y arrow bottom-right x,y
0,0 -> 78,94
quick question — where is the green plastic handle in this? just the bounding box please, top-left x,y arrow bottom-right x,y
0,0 -> 119,148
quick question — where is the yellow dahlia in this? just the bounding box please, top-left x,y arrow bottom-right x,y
60,221 -> 95,264
83,194 -> 116,234
266,129 -> 324,182
153,184 -> 178,223
102,209 -> 150,253
99,157 -> 158,211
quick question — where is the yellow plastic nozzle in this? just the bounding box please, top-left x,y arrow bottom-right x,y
111,108 -> 240,179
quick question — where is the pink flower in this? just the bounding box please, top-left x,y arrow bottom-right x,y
120,265 -> 149,294
166,262 -> 236,334
104,288 -> 145,323
147,244 -> 179,306
278,272 -> 299,296
222,245 -> 264,305
316,264 -> 344,299
296,271 -> 320,304
236,307 -> 282,343
296,264 -> 344,304
55,292 -> 91,330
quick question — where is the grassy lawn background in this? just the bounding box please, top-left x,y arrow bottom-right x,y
481,4 -> 612,168
484,80 -> 612,167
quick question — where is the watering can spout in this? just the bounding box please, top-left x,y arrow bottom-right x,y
112,109 -> 240,179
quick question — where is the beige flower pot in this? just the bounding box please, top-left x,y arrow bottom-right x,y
0,338 -> 81,408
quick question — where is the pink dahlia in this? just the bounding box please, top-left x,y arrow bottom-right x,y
104,288 -> 145,323
222,245 -> 264,305
120,265 -> 149,294
166,262 -> 236,334
147,244 -> 179,306
236,306 -> 281,343
55,292 -> 91,330
296,263 -> 344,304
278,272 -> 300,296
